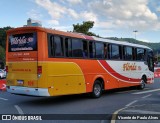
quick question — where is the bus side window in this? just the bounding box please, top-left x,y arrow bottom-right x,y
104,43 -> 107,59
136,48 -> 145,61
50,35 -> 54,56
82,40 -> 88,58
144,49 -> 147,61
95,42 -> 104,59
54,36 -> 64,57
123,46 -> 133,60
109,44 -> 121,60
108,44 -> 111,59
72,38 -> 83,58
119,45 -> 122,59
132,48 -> 136,60
65,38 -> 72,57
89,41 -> 95,58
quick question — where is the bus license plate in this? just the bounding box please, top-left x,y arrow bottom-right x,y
17,80 -> 24,85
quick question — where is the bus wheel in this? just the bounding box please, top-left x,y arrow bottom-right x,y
138,78 -> 145,90
92,80 -> 102,98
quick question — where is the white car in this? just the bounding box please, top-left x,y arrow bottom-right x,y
0,69 -> 6,79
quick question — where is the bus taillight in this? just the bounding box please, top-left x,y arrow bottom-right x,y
37,66 -> 42,78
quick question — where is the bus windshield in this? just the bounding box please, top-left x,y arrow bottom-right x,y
8,33 -> 37,52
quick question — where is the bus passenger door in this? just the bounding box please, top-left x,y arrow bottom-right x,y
147,50 -> 154,72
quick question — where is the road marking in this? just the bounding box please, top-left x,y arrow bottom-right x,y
14,105 -> 24,115
132,88 -> 160,94
0,97 -> 8,101
142,94 -> 152,99
125,100 -> 137,107
111,107 -> 128,123
123,109 -> 160,114
111,99 -> 138,123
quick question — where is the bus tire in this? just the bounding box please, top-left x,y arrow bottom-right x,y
138,78 -> 145,90
92,80 -> 102,98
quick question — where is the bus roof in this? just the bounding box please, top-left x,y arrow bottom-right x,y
92,36 -> 152,50
7,26 -> 152,50
7,26 -> 84,39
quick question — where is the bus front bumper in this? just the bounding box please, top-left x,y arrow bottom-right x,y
6,86 -> 50,96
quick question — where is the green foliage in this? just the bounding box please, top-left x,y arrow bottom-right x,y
73,21 -> 97,36
0,26 -> 13,65
0,46 -> 5,64
0,26 -> 13,49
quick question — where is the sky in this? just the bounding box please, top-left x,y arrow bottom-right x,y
0,0 -> 160,43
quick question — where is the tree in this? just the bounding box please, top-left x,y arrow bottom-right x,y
0,26 -> 13,49
0,46 -> 5,65
73,21 -> 97,36
0,26 -> 13,66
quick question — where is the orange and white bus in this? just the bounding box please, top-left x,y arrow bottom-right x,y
6,27 -> 154,98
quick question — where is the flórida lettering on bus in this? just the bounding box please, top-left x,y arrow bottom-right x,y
123,63 -> 138,71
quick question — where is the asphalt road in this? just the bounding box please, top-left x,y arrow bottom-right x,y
0,78 -> 160,123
